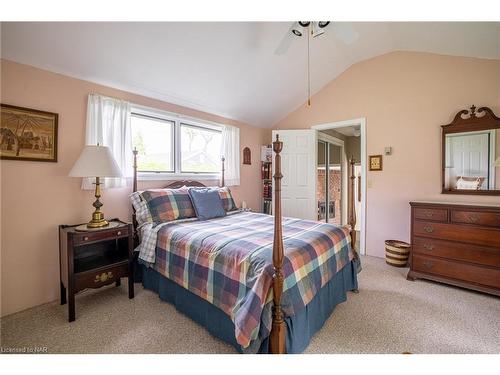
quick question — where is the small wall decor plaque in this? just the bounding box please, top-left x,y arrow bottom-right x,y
1,104 -> 58,162
369,155 -> 383,171
243,147 -> 251,165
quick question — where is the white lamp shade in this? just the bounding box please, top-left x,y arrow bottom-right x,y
69,145 -> 122,178
495,157 -> 500,167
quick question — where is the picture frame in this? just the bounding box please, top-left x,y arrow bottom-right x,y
0,104 -> 58,162
243,146 -> 251,165
369,154 -> 383,171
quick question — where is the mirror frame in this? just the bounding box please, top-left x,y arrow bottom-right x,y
441,105 -> 500,196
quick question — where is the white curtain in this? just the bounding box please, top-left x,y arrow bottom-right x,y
221,125 -> 240,186
82,94 -> 132,189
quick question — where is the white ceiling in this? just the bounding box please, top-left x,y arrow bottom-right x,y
2,22 -> 499,128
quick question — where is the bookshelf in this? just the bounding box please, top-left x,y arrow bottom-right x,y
262,161 -> 272,214
261,144 -> 273,214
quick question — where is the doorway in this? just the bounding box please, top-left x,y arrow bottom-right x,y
312,118 -> 366,255
317,133 -> 345,226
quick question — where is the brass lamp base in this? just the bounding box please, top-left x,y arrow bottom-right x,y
87,215 -> 109,228
87,176 -> 109,228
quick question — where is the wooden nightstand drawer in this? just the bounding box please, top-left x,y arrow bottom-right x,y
73,227 -> 129,245
414,207 -> 448,222
451,210 -> 500,228
75,263 -> 128,291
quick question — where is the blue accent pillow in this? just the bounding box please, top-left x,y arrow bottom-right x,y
188,187 -> 226,221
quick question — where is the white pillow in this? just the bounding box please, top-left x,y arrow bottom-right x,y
456,177 -> 481,190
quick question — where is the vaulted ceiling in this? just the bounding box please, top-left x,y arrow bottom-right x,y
2,22 -> 499,127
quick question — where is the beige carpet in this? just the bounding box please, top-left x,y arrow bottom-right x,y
1,256 -> 499,354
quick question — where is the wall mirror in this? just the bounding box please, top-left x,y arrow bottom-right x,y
442,105 -> 500,196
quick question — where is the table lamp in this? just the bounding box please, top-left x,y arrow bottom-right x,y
69,144 -> 122,228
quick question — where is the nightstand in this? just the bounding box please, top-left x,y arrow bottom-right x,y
58,219 -> 134,322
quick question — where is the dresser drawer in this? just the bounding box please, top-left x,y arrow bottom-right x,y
414,207 -> 448,222
413,221 -> 500,248
451,210 -> 500,228
412,237 -> 500,268
73,226 -> 129,245
413,254 -> 500,289
75,263 -> 128,291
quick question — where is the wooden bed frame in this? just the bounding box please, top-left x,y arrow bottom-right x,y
132,134 -> 358,354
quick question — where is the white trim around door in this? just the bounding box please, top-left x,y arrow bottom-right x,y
311,118 -> 367,255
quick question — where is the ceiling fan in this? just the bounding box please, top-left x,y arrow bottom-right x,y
274,21 -> 359,106
274,21 -> 359,55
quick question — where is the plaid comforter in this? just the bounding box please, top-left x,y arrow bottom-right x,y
138,211 -> 354,349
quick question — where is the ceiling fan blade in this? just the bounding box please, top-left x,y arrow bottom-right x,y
332,23 -> 359,45
274,22 -> 299,55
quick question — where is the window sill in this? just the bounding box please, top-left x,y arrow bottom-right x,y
137,172 -> 221,182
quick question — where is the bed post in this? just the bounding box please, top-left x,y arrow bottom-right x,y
220,157 -> 225,187
269,134 -> 286,354
132,148 -> 139,246
133,148 -> 138,193
348,157 -> 359,262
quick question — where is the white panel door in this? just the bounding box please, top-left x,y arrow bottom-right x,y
272,129 -> 317,220
448,132 -> 490,189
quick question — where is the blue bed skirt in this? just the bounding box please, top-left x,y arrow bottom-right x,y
137,259 -> 358,353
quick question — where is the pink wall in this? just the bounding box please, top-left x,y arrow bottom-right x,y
0,59 -> 268,316
273,51 -> 500,258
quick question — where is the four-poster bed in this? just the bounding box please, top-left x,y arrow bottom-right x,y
131,134 -> 359,354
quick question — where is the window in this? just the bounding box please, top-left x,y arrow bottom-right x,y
131,114 -> 174,173
131,106 -> 222,177
180,123 -> 222,173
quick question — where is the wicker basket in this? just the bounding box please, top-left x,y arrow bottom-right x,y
385,240 -> 411,267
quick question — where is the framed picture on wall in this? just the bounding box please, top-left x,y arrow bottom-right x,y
243,147 -> 251,165
369,154 -> 383,171
0,104 -> 58,162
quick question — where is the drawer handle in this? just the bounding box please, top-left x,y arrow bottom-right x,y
423,243 -> 434,251
117,231 -> 122,236
467,214 -> 479,223
424,211 -> 434,218
423,226 -> 434,233
83,236 -> 89,241
94,272 -> 113,283
422,260 -> 434,270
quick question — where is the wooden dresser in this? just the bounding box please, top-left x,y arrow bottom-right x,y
408,202 -> 500,296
